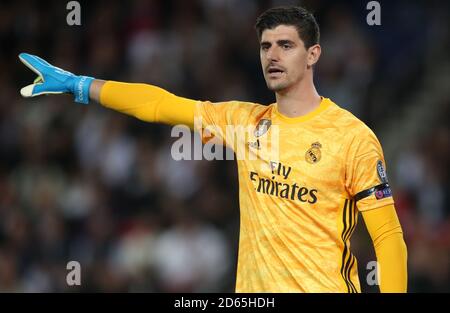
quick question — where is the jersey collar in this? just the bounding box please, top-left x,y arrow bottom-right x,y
273,97 -> 333,124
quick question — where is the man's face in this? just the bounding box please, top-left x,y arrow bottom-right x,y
260,25 -> 309,92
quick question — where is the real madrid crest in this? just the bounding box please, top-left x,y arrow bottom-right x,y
305,142 -> 322,164
254,119 -> 272,138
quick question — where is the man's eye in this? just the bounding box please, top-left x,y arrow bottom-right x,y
282,44 -> 291,49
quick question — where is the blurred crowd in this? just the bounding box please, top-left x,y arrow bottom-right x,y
0,0 -> 449,292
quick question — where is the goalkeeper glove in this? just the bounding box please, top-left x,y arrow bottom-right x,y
18,53 -> 94,104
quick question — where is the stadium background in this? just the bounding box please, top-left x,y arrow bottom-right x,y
0,0 -> 449,292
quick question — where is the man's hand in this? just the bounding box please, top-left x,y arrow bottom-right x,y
18,53 -> 94,104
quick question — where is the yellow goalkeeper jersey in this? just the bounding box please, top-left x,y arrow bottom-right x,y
195,97 -> 394,293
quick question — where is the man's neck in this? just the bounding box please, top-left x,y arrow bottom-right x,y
275,78 -> 321,118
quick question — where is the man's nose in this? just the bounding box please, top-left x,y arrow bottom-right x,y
266,47 -> 280,62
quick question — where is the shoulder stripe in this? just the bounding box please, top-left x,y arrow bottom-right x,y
347,201 -> 358,292
346,255 -> 357,292
340,200 -> 358,293
340,200 -> 351,292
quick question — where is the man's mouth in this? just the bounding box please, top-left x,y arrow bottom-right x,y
267,66 -> 285,78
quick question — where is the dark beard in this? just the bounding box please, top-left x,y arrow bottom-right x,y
266,80 -> 289,92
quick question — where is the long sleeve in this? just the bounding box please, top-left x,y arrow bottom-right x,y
361,204 -> 408,292
99,81 -> 197,128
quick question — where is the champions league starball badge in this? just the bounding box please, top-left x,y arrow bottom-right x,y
377,160 -> 388,183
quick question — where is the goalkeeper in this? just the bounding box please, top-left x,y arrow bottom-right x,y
19,6 -> 407,293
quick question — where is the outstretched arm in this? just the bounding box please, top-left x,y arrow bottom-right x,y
89,79 -> 106,101
361,204 -> 408,292
19,53 -> 197,128
95,80 -> 197,128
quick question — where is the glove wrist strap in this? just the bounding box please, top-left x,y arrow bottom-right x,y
73,76 -> 94,104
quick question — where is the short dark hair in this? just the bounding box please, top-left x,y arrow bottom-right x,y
255,6 -> 320,49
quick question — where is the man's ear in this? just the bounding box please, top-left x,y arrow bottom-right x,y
307,44 -> 321,67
